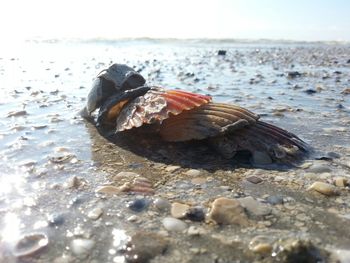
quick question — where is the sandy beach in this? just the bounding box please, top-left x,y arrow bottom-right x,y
0,39 -> 350,262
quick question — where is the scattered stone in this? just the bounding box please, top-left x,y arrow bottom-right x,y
153,198 -> 171,211
266,195 -> 284,205
304,89 -> 317,95
171,202 -> 190,219
7,110 -> 27,117
127,198 -> 150,212
252,151 -> 272,165
287,71 -> 302,78
70,239 -> 95,258
308,182 -> 339,196
207,197 -> 249,226
246,175 -> 263,184
12,232 -> 49,257
238,196 -> 272,216
124,232 -> 168,263
334,177 -> 348,187
185,206 -> 206,222
184,169 -> 201,177
217,50 -> 227,56
249,235 -> 273,254
341,88 -> 350,95
87,207 -> 103,220
307,163 -> 332,173
162,217 -> 187,232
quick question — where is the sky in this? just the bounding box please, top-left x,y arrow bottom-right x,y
0,0 -> 349,42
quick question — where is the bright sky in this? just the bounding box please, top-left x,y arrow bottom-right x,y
1,0 -> 349,42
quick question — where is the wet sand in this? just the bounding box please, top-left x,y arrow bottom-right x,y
0,39 -> 350,262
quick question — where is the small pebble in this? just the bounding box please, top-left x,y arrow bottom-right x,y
162,217 -> 187,232
207,197 -> 249,226
171,202 -> 190,219
70,239 -> 95,258
127,198 -> 149,212
239,196 -> 272,216
246,176 -> 263,184
308,182 -> 339,196
87,208 -> 103,220
47,213 -> 65,227
266,195 -> 284,205
217,50 -> 227,56
184,169 -> 201,177
249,236 -> 273,254
334,177 -> 348,187
185,206 -> 206,222
153,198 -> 171,211
307,163 -> 332,173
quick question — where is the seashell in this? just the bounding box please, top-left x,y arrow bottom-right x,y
12,232 -> 49,257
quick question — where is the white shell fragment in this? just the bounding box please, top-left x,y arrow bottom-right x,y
12,232 -> 49,257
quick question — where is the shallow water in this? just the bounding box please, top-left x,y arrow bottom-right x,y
0,39 -> 350,262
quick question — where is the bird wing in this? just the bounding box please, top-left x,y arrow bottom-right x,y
159,102 -> 260,141
115,88 -> 212,132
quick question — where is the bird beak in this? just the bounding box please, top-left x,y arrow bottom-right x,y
96,86 -> 151,127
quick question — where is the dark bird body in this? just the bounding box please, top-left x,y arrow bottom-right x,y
81,64 -> 309,165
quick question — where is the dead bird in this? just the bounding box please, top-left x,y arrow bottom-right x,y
81,63 -> 310,165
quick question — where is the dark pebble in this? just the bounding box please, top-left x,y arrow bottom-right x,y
47,213 -> 65,226
185,206 -> 205,221
266,195 -> 284,205
68,196 -> 85,207
127,198 -> 149,212
337,104 -> 344,109
304,89 -> 317,95
217,50 -> 227,56
347,59 -> 350,63
246,176 -> 263,184
287,71 -> 302,78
